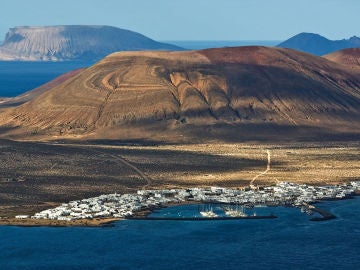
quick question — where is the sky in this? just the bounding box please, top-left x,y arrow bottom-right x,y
0,0 -> 359,41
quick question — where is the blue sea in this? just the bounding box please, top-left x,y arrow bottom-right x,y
1,198 -> 359,270
162,40 -> 281,50
0,61 -> 93,97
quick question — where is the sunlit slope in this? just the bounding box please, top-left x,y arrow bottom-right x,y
324,48 -> 360,69
1,46 -> 359,141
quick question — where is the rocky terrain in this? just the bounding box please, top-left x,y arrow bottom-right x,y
0,25 -> 181,61
277,33 -> 360,55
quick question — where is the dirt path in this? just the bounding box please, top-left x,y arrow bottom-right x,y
104,152 -> 152,189
49,143 -> 152,189
86,147 -> 152,189
250,149 -> 271,188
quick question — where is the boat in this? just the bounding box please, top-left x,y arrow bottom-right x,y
224,209 -> 248,217
199,210 -> 218,218
199,205 -> 218,218
223,205 -> 248,217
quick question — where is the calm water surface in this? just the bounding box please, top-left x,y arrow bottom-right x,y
162,40 -> 281,50
0,61 -> 93,97
1,197 -> 359,270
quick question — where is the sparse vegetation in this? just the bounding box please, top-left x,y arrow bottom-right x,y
0,139 -> 358,217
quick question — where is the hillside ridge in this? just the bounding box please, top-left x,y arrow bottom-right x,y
324,48 -> 360,69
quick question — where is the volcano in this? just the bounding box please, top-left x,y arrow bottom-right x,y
1,46 -> 359,142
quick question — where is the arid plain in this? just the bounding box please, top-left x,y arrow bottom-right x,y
0,139 -> 358,218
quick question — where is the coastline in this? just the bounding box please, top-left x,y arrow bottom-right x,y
0,197 -> 352,227
0,217 -> 122,227
0,201 -> 195,227
1,182 -> 358,227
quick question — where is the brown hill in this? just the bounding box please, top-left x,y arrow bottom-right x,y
324,48 -> 360,69
0,46 -> 360,142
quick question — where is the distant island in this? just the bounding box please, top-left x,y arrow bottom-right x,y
0,25 -> 182,61
277,32 -> 360,55
2,27 -> 360,61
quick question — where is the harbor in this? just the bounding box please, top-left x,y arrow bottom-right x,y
3,194 -> 359,269
129,215 -> 277,221
7,181 -> 357,224
131,203 -> 277,221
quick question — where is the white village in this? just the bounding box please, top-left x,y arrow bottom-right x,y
16,181 -> 360,221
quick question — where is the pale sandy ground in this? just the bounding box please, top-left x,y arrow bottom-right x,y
103,142 -> 359,187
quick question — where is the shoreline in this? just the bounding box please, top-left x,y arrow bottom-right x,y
0,196 -> 356,227
1,182 -> 358,227
0,201 -> 196,227
0,217 -> 122,227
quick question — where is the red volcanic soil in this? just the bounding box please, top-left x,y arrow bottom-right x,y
200,46 -> 271,64
324,48 -> 360,69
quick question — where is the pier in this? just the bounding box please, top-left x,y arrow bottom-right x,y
309,206 -> 336,221
303,203 -> 336,221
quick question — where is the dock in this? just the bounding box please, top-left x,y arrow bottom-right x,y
305,204 -> 336,221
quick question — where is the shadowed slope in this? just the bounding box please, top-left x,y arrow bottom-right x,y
0,46 -> 359,142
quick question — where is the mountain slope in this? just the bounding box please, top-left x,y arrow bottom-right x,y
324,48 -> 360,69
0,46 -> 359,142
0,25 -> 181,61
277,33 -> 360,56
0,68 -> 84,108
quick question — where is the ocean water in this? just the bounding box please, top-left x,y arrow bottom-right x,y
163,40 -> 281,50
1,197 -> 359,270
0,61 -> 93,97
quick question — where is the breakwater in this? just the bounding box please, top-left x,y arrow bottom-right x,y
309,206 -> 336,221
